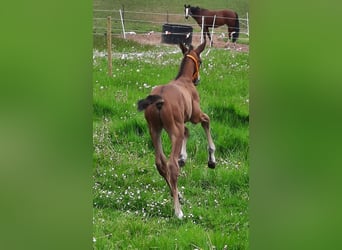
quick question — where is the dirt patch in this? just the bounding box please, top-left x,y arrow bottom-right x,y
124,33 -> 249,53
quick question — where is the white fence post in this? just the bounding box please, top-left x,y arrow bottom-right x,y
119,9 -> 126,39
107,16 -> 112,76
210,15 -> 216,47
246,12 -> 249,36
201,16 -> 204,43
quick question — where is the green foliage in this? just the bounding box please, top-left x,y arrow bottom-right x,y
93,36 -> 249,249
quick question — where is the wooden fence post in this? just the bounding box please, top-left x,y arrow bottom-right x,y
107,16 -> 112,77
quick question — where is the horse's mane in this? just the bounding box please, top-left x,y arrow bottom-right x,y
190,6 -> 208,14
175,46 -> 194,80
175,57 -> 187,80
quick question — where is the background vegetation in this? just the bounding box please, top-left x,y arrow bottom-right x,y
93,0 -> 250,45
93,0 -> 248,15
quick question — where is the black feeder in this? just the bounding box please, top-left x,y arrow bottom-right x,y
161,24 -> 193,45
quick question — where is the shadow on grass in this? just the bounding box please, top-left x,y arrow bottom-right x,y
210,104 -> 249,128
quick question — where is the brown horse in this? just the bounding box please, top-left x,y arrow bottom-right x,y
137,41 -> 216,219
184,4 -> 240,45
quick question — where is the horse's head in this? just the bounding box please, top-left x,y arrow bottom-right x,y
184,4 -> 191,19
179,41 -> 206,85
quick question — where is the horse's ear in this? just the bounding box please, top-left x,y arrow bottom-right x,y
179,43 -> 188,54
194,40 -> 206,54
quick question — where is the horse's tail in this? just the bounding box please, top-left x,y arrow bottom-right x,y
137,95 -> 164,111
232,12 -> 240,42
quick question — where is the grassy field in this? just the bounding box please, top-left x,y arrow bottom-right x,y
93,37 -> 249,249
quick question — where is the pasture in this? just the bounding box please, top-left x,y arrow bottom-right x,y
93,0 -> 248,15
93,37 -> 249,249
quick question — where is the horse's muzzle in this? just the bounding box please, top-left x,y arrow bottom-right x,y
194,75 -> 200,86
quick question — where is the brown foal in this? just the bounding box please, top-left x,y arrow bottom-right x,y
137,41 -> 216,219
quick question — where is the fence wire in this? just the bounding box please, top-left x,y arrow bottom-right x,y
93,9 -> 249,40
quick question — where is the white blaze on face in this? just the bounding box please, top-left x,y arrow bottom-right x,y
185,8 -> 189,18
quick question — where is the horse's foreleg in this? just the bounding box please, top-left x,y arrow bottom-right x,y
203,26 -> 213,47
200,113 -> 216,168
178,126 -> 189,167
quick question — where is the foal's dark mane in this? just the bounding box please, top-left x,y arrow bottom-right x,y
175,56 -> 189,80
175,45 -> 194,80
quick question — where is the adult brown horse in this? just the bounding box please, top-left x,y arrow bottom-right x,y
184,4 -> 240,45
137,41 -> 216,219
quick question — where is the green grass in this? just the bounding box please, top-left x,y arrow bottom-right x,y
93,0 -> 248,15
93,37 -> 249,249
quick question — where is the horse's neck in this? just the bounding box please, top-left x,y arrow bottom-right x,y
175,61 -> 194,82
191,7 -> 207,15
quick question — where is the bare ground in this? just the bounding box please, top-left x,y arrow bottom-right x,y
124,33 -> 249,52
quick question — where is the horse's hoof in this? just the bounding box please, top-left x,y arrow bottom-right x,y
175,210 -> 184,219
208,161 -> 216,169
178,159 -> 186,167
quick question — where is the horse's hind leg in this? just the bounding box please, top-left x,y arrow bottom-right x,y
178,126 -> 189,167
227,27 -> 236,49
152,130 -> 186,217
208,33 -> 213,47
169,160 -> 183,219
167,125 -> 185,219
149,126 -> 170,190
200,113 -> 216,168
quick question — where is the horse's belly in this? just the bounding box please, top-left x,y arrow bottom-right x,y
182,93 -> 193,122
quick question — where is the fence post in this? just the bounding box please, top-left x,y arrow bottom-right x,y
210,15 -> 216,47
107,16 -> 112,77
246,12 -> 249,36
122,5 -> 125,24
201,16 -> 204,43
120,9 -> 126,39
